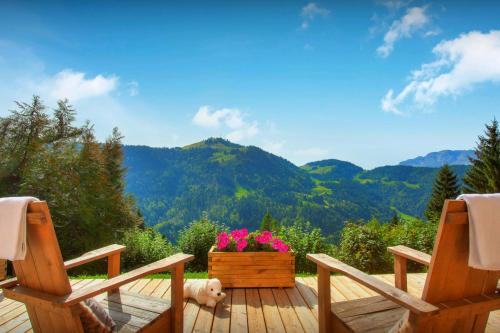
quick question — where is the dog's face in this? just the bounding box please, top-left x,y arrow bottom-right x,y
205,278 -> 223,298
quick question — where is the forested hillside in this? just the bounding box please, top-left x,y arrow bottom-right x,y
399,150 -> 473,167
123,138 -> 468,239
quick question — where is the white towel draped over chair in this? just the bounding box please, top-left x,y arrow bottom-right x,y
0,196 -> 38,261
457,193 -> 500,270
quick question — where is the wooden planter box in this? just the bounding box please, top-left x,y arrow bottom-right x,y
208,246 -> 295,288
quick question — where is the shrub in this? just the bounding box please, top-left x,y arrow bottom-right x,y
384,218 -> 436,271
177,213 -> 222,271
336,219 -> 390,273
121,227 -> 174,271
276,220 -> 330,273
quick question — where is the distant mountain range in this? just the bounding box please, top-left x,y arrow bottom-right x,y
399,150 -> 473,167
122,138 -> 470,239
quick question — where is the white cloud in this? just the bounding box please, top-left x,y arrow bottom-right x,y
40,69 -> 118,101
192,105 -> 259,142
127,81 -> 139,96
377,6 -> 430,57
0,42 -> 180,146
226,122 -> 259,142
300,3 -> 330,30
376,0 -> 409,11
382,30 -> 500,114
192,106 -> 244,129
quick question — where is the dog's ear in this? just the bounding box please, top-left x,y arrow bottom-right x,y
203,279 -> 210,292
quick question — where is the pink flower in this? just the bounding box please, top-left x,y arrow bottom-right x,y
255,231 -> 273,244
236,239 -> 248,252
272,238 -> 289,253
217,232 -> 230,250
231,228 -> 248,241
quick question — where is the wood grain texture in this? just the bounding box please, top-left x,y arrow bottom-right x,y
208,246 -> 295,288
2,201 -> 193,333
1,276 -> 499,333
308,199 -> 500,333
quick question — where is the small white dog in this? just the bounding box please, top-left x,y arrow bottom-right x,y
183,278 -> 226,307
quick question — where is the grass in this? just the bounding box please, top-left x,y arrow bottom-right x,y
307,165 -> 333,175
70,271 -> 316,279
211,151 -> 236,163
235,185 -> 251,199
312,184 -> 332,195
390,206 -> 420,222
353,173 -> 375,184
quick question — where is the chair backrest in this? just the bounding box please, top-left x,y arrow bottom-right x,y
422,199 -> 500,331
0,259 -> 6,280
12,201 -> 83,332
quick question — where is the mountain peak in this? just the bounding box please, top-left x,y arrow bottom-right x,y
182,137 -> 242,150
399,149 -> 473,168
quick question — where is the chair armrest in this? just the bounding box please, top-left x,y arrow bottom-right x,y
63,253 -> 193,306
1,244 -> 127,289
307,253 -> 439,316
64,244 -> 126,270
3,253 -> 194,308
387,245 -> 431,266
0,277 -> 18,289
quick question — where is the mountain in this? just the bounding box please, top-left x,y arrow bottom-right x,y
123,138 -> 469,240
399,150 -> 473,167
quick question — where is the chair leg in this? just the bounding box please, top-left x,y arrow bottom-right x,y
318,265 -> 332,333
170,263 -> 185,333
394,256 -> 407,291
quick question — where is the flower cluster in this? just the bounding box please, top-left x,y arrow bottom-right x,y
216,229 -> 290,253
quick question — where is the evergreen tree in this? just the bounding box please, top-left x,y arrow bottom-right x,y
463,119 -> 500,193
389,213 -> 400,226
260,211 -> 280,231
425,165 -> 460,221
260,211 -> 273,230
0,97 -> 142,257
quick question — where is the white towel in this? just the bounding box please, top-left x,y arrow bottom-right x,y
457,193 -> 500,270
0,197 -> 39,261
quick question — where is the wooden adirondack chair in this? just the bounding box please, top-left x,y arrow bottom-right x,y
308,199 -> 500,333
0,259 -> 6,281
0,201 -> 194,333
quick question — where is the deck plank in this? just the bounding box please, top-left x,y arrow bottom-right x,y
0,275 -> 499,332
211,289 -> 232,333
246,289 -> 266,333
285,286 -> 318,333
192,304 -> 216,333
271,288 -> 305,333
258,288 -> 286,333
230,289 -> 248,333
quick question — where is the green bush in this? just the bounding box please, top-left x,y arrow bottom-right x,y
177,213 -> 222,271
336,219 -> 390,273
121,227 -> 174,271
333,217 -> 437,274
276,220 -> 330,273
384,218 -> 436,271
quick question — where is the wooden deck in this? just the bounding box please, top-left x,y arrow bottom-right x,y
0,273 -> 499,332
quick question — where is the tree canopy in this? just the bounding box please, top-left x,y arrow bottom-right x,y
0,96 -> 141,257
463,119 -> 500,193
425,164 -> 460,221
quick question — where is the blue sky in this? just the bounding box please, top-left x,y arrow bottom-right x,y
1,0 -> 499,168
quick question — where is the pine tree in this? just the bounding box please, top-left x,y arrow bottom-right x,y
260,211 -> 280,231
0,97 -> 142,257
425,165 -> 460,221
389,213 -> 400,225
260,211 -> 273,231
463,119 -> 500,193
